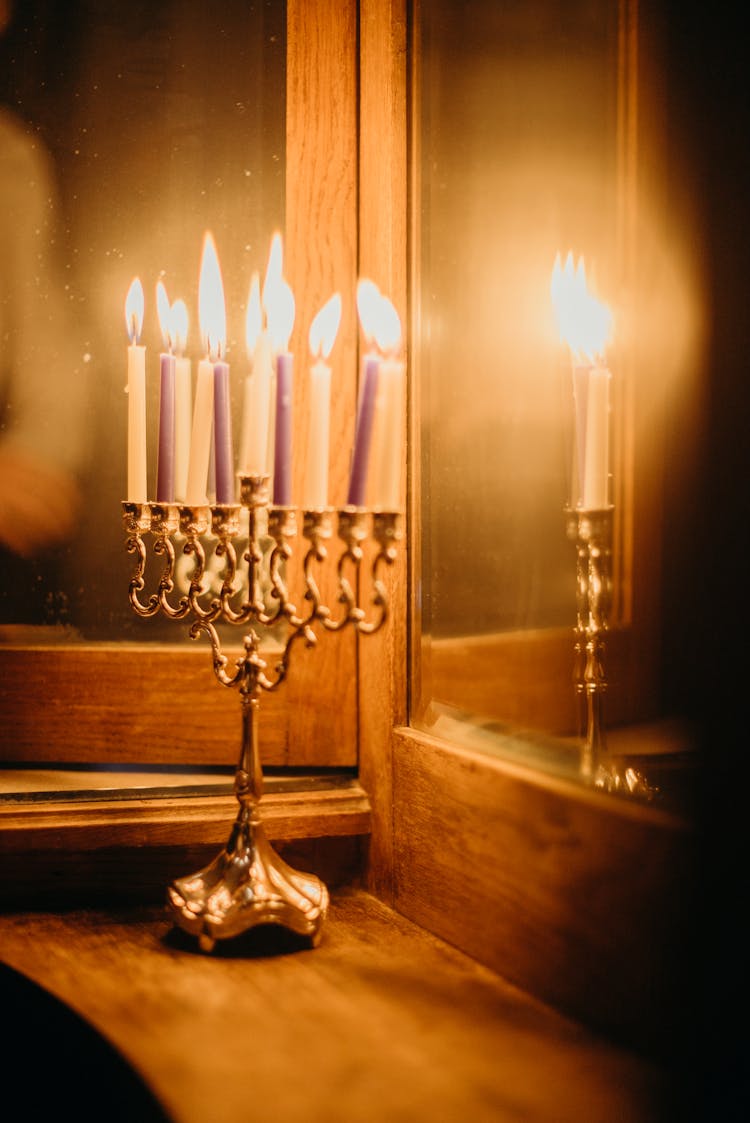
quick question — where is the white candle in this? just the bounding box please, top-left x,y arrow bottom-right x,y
582,365 -> 610,509
364,289 -> 403,509
370,354 -> 405,510
125,277 -> 147,503
185,358 -> 214,505
238,273 -> 271,477
304,293 -> 341,509
304,358 -> 331,509
550,253 -> 613,510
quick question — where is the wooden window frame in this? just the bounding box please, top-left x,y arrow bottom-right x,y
1,0 -> 369,875
359,0 -> 693,1059
1,0 -> 693,1059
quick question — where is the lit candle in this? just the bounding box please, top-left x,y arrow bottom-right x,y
369,294 -> 405,511
304,293 -> 342,509
172,299 -> 192,503
265,239 -> 295,506
201,232 -> 234,505
550,253 -> 613,510
124,277 -> 147,503
238,272 -> 272,477
155,281 -> 176,504
185,234 -> 220,507
347,280 -> 382,506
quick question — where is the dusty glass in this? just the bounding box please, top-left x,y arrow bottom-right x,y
0,0 -> 285,639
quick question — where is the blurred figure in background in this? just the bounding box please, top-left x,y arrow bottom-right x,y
0,0 -> 89,622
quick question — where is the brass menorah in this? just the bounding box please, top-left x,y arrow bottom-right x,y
123,474 -> 402,951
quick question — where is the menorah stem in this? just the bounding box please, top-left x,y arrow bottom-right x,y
236,661 -> 263,807
568,506 -> 657,802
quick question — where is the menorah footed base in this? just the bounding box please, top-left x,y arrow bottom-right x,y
167,810 -> 329,952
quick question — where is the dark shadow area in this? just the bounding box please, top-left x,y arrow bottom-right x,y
163,920 -> 314,960
0,960 -> 172,1121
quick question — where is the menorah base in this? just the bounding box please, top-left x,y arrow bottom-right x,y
166,811 -> 329,952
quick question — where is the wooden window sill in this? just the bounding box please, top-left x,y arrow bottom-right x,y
0,889 -> 685,1123
0,777 -> 371,907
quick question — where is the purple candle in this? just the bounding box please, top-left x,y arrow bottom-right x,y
346,353 -> 380,506
213,359 -> 235,504
273,352 -> 293,505
156,351 -> 176,502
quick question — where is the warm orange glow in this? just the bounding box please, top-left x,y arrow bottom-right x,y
125,277 -> 144,342
550,251 -> 612,363
356,279 -> 401,354
245,272 -> 262,357
198,231 -> 226,360
309,293 -> 342,359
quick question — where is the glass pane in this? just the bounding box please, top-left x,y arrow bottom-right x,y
413,1 -> 699,813
0,0 -> 285,639
417,0 -> 617,641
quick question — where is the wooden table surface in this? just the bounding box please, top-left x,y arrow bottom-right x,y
0,889 -> 683,1123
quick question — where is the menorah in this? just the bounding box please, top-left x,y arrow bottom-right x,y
123,475 -> 402,951
567,505 -> 656,801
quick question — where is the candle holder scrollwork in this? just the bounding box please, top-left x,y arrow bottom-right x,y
123,476 -> 403,952
566,506 -> 658,802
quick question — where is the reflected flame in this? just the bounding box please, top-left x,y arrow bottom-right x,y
125,277 -> 144,343
245,272 -> 262,357
309,293 -> 342,359
172,299 -> 189,356
157,282 -> 189,354
356,279 -> 401,354
198,231 -> 226,360
262,232 -> 283,313
266,278 -> 296,354
550,252 -> 612,362
156,281 -> 172,351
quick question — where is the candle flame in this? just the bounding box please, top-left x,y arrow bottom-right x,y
550,252 -> 612,362
198,231 -> 226,360
309,293 -> 342,359
172,299 -> 189,355
356,279 -> 401,354
157,282 -> 189,354
266,278 -> 296,353
262,231 -> 283,314
156,281 -> 172,350
246,272 -> 262,357
356,279 -> 380,344
125,277 -> 144,343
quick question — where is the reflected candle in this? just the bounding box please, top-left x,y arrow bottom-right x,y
125,277 -> 147,503
172,300 -> 192,503
265,269 -> 295,506
155,282 -> 176,503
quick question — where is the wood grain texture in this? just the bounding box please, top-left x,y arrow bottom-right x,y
419,623 -> 661,736
0,891 -> 680,1123
392,726 -> 697,1062
0,0 -> 362,778
284,0 -> 360,768
357,0 -> 409,903
0,784 -> 371,905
